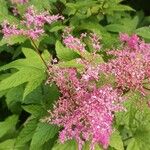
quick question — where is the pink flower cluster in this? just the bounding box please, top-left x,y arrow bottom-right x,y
62,28 -> 101,52
10,0 -> 28,4
2,21 -> 44,39
62,27 -> 86,52
89,33 -> 101,51
23,6 -> 64,28
2,6 -> 64,39
101,34 -> 150,95
46,32 -> 150,149
46,63 -> 125,150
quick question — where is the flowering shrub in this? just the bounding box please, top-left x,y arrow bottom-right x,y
0,0 -> 150,150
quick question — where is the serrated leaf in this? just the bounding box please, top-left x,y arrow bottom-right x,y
16,119 -> 38,146
110,4 -> 134,12
0,36 -> 27,46
5,85 -> 24,113
127,126 -> 150,150
29,0 -> 52,11
58,60 -> 84,69
83,142 -> 102,150
135,27 -> 150,39
0,68 -> 45,92
22,104 -> 47,118
50,25 -> 65,32
0,48 -> 45,70
66,1 -> 97,10
0,0 -> 8,23
23,78 -> 43,99
52,140 -> 77,150
78,22 -> 105,36
0,139 -> 15,150
0,115 -> 18,138
41,50 -> 52,63
30,122 -> 59,149
6,86 -> 24,106
0,139 -> 27,150
110,130 -> 124,150
42,84 -> 60,109
0,48 -> 46,98
80,51 -> 104,64
105,24 -> 130,33
52,140 -> 103,150
22,48 -> 46,69
127,138 -> 140,150
56,41 -> 80,61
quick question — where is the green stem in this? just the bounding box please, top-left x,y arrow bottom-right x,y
30,38 -> 49,70
123,136 -> 132,142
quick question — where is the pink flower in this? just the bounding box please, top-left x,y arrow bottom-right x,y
63,35 -> 86,52
1,6 -> 64,39
101,34 -> 150,95
90,33 -> 101,51
119,33 -> 129,42
62,28 -> 101,53
46,65 -> 125,150
24,6 -> 64,28
2,21 -> 22,37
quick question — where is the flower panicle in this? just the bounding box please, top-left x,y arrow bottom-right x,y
101,33 -> 150,95
46,61 -> 125,150
62,27 -> 101,53
1,6 -> 64,39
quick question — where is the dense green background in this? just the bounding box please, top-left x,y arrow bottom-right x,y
0,0 -> 150,150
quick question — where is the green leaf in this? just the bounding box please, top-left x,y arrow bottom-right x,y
78,22 -> 105,36
115,92 -> 143,127
83,142 -> 102,150
6,86 -> 24,107
58,60 -> 84,69
52,140 -> 77,150
135,27 -> 150,39
23,86 -> 43,104
0,68 -> 45,92
80,51 -> 104,64
0,36 -> 27,46
0,139 -> 15,150
22,104 -> 47,118
52,140 -> 103,150
127,138 -> 140,150
0,48 -> 46,98
116,91 -> 150,150
50,25 -> 66,32
42,84 -> 60,109
23,79 -> 43,100
56,41 -> 80,61
0,115 -> 18,138
0,48 -> 45,71
0,0 -> 8,23
110,130 -> 124,150
127,124 -> 150,150
30,122 -> 59,149
105,24 -> 129,33
30,0 -> 52,11
110,4 -> 134,12
5,85 -> 24,113
66,1 -> 97,10
0,139 -> 27,150
41,49 -> 52,63
16,119 -> 38,146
